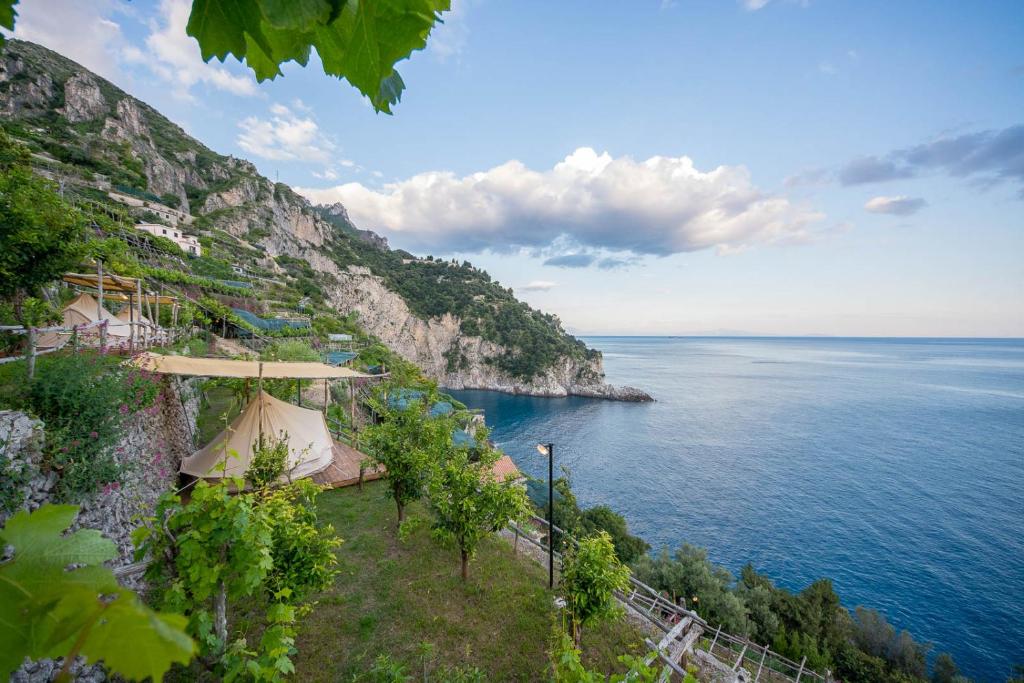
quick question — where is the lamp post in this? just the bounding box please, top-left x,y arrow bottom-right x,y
537,442 -> 554,589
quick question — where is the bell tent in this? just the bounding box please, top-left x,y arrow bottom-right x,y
181,391 -> 334,483
62,293 -> 130,337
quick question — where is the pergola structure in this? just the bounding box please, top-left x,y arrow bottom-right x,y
63,270 -> 179,349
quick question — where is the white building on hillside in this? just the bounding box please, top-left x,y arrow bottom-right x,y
136,223 -> 202,256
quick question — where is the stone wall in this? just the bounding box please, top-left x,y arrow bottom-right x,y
2,377 -> 200,682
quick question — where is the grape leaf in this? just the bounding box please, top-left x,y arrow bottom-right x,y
258,0 -> 331,30
185,0 -> 450,113
0,504 -> 194,681
0,0 -> 16,35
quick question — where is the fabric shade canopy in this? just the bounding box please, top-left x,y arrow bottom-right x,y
181,391 -> 333,481
63,272 -> 140,293
132,352 -> 370,379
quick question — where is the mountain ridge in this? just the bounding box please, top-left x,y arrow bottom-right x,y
0,39 -> 651,400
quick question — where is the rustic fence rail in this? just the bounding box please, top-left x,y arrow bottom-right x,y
512,514 -> 830,683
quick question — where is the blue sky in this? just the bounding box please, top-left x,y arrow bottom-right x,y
10,0 -> 1024,336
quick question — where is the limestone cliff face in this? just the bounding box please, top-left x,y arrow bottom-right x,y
326,266 -> 651,400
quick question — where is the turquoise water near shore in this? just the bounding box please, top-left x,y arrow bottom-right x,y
449,337 -> 1024,682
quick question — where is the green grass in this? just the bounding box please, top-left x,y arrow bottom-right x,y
294,482 -> 646,681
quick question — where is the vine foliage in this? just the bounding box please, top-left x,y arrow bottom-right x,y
134,473 -> 339,680
0,504 -> 194,681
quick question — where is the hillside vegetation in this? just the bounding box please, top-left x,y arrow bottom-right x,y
0,38 -> 598,384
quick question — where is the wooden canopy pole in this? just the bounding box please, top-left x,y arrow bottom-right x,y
136,278 -> 143,349
97,260 -> 106,351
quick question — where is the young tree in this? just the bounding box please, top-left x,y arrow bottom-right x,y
0,133 -> 87,325
428,447 -> 530,581
363,396 -> 448,525
559,531 -> 631,647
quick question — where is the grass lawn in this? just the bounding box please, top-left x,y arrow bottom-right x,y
292,482 -> 647,682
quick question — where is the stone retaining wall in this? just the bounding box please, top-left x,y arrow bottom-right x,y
1,376 -> 200,681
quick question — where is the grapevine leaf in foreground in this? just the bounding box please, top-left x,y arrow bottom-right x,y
186,0 -> 450,113
0,504 -> 194,681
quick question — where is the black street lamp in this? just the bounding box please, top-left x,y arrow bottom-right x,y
537,442 -> 554,589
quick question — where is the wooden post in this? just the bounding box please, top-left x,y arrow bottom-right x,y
26,327 -> 37,380
136,278 -> 143,349
128,292 -> 135,354
323,378 -> 329,415
795,656 -> 806,682
155,290 -> 161,339
145,292 -> 155,347
97,260 -> 106,351
72,324 -> 79,353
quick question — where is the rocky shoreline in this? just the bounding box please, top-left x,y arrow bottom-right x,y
443,382 -> 654,402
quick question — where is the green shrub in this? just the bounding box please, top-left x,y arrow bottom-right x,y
26,351 -> 161,501
246,434 -> 290,489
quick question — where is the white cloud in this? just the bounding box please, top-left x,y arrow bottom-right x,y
520,280 -> 557,292
297,147 -> 824,259
818,61 -> 837,76
743,0 -> 771,9
313,169 -> 339,181
10,0 -> 128,83
237,103 -> 336,164
129,0 -> 257,100
864,195 -> 927,216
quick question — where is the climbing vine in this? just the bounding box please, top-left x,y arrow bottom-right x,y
134,473 -> 339,679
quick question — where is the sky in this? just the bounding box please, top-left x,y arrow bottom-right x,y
8,0 -> 1024,336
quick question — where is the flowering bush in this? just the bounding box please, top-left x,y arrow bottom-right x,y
26,351 -> 162,501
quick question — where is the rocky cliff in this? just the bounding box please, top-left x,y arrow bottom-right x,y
0,39 -> 651,401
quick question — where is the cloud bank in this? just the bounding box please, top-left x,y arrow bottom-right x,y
839,125 -> 1024,194
297,148 -> 824,260
864,196 -> 926,216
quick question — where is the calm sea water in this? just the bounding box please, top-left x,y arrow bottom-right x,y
449,337 -> 1024,682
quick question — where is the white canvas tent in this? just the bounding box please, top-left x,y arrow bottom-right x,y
115,307 -> 152,327
62,293 -> 130,337
181,391 -> 334,482
36,293 -> 130,350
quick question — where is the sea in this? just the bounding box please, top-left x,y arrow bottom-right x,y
448,337 -> 1024,682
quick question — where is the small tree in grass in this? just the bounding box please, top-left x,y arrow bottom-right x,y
559,531 -> 631,647
428,446 -> 530,581
363,396 -> 449,526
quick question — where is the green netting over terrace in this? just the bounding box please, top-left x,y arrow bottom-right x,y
231,307 -> 311,332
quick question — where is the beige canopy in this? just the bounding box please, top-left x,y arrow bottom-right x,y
132,352 -> 370,379
181,391 -> 334,482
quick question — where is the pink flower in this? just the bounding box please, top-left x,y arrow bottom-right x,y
119,404 -> 130,415
89,431 -> 98,439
